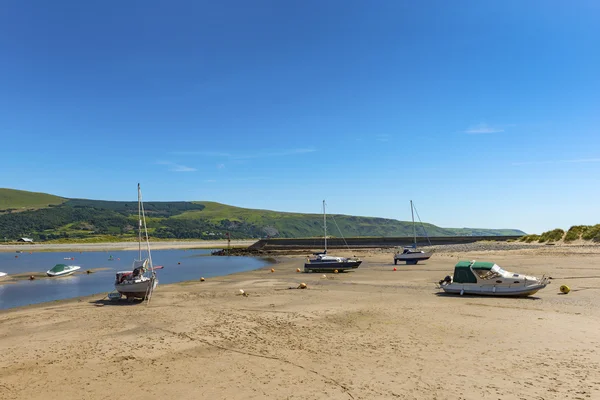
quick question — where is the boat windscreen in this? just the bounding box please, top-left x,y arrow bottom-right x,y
50,264 -> 67,272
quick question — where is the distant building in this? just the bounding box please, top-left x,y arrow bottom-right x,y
18,237 -> 34,243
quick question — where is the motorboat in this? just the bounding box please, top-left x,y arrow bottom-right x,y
438,260 -> 549,297
46,264 -> 81,277
114,184 -> 159,300
304,200 -> 361,273
394,200 -> 432,265
0,272 -> 7,279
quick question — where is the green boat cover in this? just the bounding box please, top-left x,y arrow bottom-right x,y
49,264 -> 68,272
453,261 -> 497,283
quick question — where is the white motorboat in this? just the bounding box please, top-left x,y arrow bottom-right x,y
114,184 -> 159,300
304,200 -> 361,272
0,272 -> 7,279
46,264 -> 81,277
394,200 -> 432,265
438,260 -> 549,297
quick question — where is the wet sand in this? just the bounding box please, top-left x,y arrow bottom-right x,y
1,244 -> 599,399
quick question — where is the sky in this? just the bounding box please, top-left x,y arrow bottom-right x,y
0,1 -> 599,234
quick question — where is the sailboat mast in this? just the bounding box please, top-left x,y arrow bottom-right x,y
323,200 -> 327,253
138,183 -> 142,260
411,200 -> 416,248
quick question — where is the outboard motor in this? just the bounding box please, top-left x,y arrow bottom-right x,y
438,275 -> 452,285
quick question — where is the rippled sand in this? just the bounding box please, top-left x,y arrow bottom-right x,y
1,243 -> 599,399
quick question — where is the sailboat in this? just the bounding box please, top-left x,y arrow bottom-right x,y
114,184 -> 158,300
394,200 -> 432,265
304,200 -> 362,273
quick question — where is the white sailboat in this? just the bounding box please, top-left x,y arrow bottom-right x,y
114,184 -> 158,300
304,200 -> 362,273
394,200 -> 432,265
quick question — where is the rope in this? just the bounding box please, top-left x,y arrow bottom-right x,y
412,203 -> 432,246
329,213 -> 351,250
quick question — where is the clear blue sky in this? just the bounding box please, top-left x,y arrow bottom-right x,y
1,1 -> 599,233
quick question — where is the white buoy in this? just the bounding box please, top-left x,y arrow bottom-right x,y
321,274 -> 327,279
239,289 -> 245,295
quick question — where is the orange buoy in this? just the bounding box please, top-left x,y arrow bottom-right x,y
200,277 -> 205,282
393,267 -> 397,271
270,268 -> 275,273
334,269 -> 339,274
296,268 -> 301,273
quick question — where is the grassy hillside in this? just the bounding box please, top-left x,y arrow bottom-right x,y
0,188 -> 66,211
0,188 -> 525,242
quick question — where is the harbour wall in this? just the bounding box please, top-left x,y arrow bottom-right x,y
249,236 -> 523,250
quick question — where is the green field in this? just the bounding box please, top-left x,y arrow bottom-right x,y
0,188 -> 66,211
0,188 -> 526,242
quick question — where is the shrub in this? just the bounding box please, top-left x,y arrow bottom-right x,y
582,224 -> 600,241
538,229 -> 565,242
564,225 -> 589,242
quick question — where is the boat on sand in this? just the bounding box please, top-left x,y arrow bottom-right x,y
438,260 -> 549,297
394,200 -> 432,265
114,184 -> 158,300
304,200 -> 361,273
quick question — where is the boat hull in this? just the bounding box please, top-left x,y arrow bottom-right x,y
304,260 -> 362,272
115,278 -> 158,299
46,267 -> 81,277
395,252 -> 432,264
440,283 -> 547,297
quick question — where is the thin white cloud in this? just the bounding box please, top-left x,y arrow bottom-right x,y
171,148 -> 316,159
156,161 -> 197,172
464,123 -> 504,134
512,158 -> 600,166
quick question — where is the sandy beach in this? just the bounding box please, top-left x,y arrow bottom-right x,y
1,243 -> 599,399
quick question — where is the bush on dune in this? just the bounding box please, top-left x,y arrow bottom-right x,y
564,225 -> 589,242
538,228 -> 565,242
582,224 -> 600,241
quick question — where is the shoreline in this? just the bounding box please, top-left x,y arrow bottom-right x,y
0,239 -> 257,253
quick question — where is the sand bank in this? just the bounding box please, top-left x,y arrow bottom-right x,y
1,245 -> 599,399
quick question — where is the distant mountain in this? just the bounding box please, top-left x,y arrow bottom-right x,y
0,188 -> 525,241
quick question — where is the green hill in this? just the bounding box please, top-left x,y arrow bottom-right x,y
0,188 -> 525,242
0,188 -> 66,211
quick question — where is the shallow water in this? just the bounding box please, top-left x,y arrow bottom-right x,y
0,249 -> 268,309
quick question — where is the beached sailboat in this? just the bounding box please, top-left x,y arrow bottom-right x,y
394,200 -> 432,265
46,264 -> 81,277
438,260 -> 549,296
114,184 -> 158,300
304,200 -> 362,273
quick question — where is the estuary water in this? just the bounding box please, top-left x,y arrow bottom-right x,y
0,249 -> 269,310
